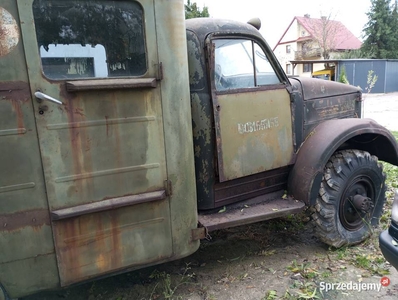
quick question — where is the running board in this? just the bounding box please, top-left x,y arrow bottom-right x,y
198,197 -> 305,232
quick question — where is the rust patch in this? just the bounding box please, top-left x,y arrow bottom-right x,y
0,81 -> 31,131
0,209 -> 50,232
0,81 -> 30,101
54,210 -> 124,286
11,100 -> 25,131
0,7 -> 19,56
60,84 -> 94,198
110,213 -> 122,268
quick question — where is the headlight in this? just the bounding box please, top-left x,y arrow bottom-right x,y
391,190 -> 398,223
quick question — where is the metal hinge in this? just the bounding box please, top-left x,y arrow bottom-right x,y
164,179 -> 172,196
156,62 -> 163,81
191,223 -> 211,241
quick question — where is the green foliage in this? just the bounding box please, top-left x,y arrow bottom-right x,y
185,0 -> 209,19
362,0 -> 398,58
338,66 -> 350,84
263,290 -> 278,300
336,49 -> 367,59
287,260 -> 319,279
366,70 -> 378,93
149,264 -> 195,299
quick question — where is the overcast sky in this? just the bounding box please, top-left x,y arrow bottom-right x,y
189,0 -> 372,48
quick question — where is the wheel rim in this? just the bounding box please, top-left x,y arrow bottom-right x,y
339,175 -> 375,231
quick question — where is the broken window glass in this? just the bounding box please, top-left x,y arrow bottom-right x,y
33,0 -> 147,79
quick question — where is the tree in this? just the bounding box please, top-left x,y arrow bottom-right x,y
309,15 -> 340,59
361,0 -> 398,58
336,49 -> 367,59
185,0 -> 209,19
301,14 -> 352,60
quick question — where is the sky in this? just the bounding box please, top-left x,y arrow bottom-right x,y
189,0 -> 372,49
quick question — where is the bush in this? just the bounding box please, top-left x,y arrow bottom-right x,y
339,66 -> 350,84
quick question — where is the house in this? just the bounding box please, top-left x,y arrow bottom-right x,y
273,14 -> 362,77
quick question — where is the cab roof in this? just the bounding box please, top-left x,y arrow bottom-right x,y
185,18 -> 263,42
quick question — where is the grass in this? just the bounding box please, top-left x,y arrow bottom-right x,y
148,264 -> 196,300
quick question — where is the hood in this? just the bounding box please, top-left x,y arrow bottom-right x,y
289,76 -> 361,100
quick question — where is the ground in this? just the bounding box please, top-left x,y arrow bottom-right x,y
21,93 -> 398,300
364,92 -> 398,131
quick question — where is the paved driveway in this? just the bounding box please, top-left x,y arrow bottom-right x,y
364,92 -> 398,131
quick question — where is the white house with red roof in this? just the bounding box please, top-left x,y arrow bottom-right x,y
273,14 -> 362,77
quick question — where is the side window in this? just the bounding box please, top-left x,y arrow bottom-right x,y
32,0 -> 146,80
303,63 -> 312,73
214,39 -> 280,91
286,64 -> 292,75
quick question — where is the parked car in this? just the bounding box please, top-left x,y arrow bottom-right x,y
380,190 -> 398,269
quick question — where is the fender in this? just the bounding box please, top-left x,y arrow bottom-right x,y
288,118 -> 398,206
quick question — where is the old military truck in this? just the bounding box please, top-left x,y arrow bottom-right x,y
1,0 -> 398,299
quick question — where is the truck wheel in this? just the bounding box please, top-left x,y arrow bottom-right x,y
312,150 -> 386,248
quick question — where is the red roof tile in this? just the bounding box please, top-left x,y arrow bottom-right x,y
274,16 -> 362,51
295,16 -> 362,50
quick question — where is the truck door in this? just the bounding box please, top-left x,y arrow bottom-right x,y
17,0 -> 171,286
209,38 -> 294,182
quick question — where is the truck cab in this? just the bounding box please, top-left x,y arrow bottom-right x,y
187,18 -> 296,210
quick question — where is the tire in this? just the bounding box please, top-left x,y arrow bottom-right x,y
312,149 -> 386,248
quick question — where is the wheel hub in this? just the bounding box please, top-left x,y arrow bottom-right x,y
339,176 -> 375,231
352,194 -> 374,214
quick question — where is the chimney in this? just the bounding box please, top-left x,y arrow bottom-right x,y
304,14 -> 310,18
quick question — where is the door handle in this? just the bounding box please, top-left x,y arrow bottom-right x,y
34,91 -> 63,105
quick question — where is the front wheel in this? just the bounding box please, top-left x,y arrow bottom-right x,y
312,150 -> 386,248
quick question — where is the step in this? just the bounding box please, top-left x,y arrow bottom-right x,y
198,196 -> 305,232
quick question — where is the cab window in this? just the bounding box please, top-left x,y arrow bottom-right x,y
214,39 -> 280,91
32,0 -> 146,79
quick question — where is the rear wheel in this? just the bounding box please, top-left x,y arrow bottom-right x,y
312,150 -> 386,248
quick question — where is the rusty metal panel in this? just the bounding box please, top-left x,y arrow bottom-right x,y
53,201 -> 172,286
198,195 -> 305,232
9,0 -> 199,293
16,0 -> 175,288
0,253 -> 59,298
214,166 -> 290,207
215,88 -> 294,182
0,2 -> 56,298
28,87 -> 167,211
154,0 -> 199,257
304,94 -> 358,131
17,0 -> 168,207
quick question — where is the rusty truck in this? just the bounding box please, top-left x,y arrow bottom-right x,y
1,0 -> 398,299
